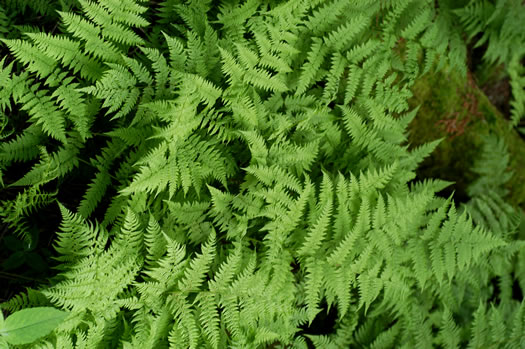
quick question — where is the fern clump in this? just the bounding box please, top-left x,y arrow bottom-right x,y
0,0 -> 524,348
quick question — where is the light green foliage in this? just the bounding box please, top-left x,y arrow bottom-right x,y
0,307 -> 69,345
0,0 -> 524,348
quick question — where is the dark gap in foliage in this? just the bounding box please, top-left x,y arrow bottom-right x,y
414,162 -> 470,205
468,33 -> 512,120
92,183 -> 118,226
466,33 -> 487,73
441,186 -> 469,206
27,205 -> 59,266
0,163 -> 33,191
290,257 -> 300,276
243,31 -> 254,41
482,76 -> 511,119
299,299 -> 338,347
0,233 -> 46,298
6,5 -> 57,36
55,160 -> 91,209
2,107 -> 30,140
487,276 -> 501,305
0,200 -> 58,302
511,275 -> 523,302
313,80 -> 326,93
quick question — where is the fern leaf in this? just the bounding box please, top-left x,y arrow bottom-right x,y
295,37 -> 328,95
0,125 -> 43,163
143,216 -> 166,268
177,231 -> 216,293
468,302 -> 488,349
19,84 -> 67,142
77,169 -> 111,218
80,63 -> 139,120
51,80 -> 92,140
305,0 -> 350,36
59,11 -> 121,63
1,38 -> 57,78
401,7 -> 431,40
322,52 -> 347,103
324,14 -> 369,52
344,65 -> 362,105
438,308 -> 461,349
243,66 -> 288,93
196,292 -> 220,349
304,256 -> 323,323
25,32 -> 103,81
297,173 -> 333,256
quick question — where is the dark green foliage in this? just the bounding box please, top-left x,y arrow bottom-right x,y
0,0 -> 524,347
454,0 -> 525,126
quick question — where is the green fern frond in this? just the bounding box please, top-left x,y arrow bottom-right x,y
53,203 -> 107,265
344,65 -> 363,105
195,292 -> 220,349
1,38 -> 57,78
25,32 -> 103,81
324,14 -> 369,52
177,230 -> 216,293
12,143 -> 80,186
304,0 -> 349,36
295,37 -> 328,95
59,11 -> 122,63
80,63 -> 139,120
0,125 -> 44,164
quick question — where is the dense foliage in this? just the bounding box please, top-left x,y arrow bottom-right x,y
0,0 -> 524,347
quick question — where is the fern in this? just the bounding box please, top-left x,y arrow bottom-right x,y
0,185 -> 56,243
1,0 -> 524,347
454,0 -> 525,126
80,63 -> 141,120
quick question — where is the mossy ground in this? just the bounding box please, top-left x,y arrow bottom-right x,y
407,67 -> 525,210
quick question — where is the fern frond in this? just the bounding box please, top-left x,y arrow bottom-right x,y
0,184 -> 56,242
0,125 -> 43,163
304,0 -> 350,36
468,302 -> 489,349
243,66 -> 288,93
25,32 -> 103,81
324,14 -> 369,52
79,0 -> 145,46
295,37 -> 327,95
297,172 -> 333,253
177,230 -> 216,293
322,52 -> 347,104
18,84 -> 68,142
53,203 -> 107,265
1,38 -> 57,78
12,143 -> 80,186
438,308 -> 461,349
80,63 -> 139,120
58,11 -> 122,63
195,292 -> 220,349
303,256 -> 324,323
344,65 -> 363,105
